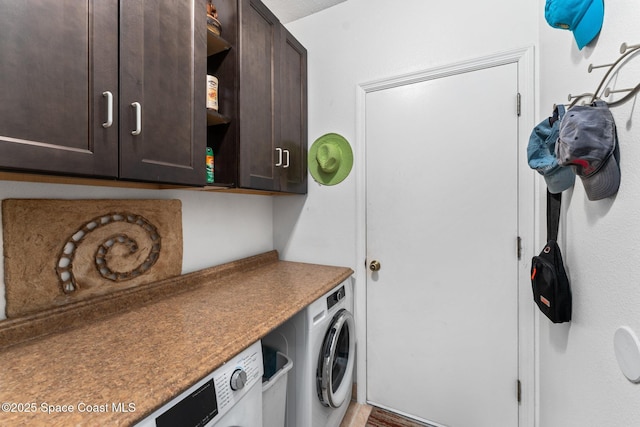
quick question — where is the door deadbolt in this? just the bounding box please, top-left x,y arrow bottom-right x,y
369,260 -> 381,271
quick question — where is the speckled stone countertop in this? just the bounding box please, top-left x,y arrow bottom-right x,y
0,251 -> 353,426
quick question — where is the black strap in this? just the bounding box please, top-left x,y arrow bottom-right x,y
547,190 -> 562,242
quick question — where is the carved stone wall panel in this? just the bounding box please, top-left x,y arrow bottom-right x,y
2,199 -> 183,318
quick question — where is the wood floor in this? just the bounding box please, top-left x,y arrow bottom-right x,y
340,402 -> 429,427
339,401 -> 373,427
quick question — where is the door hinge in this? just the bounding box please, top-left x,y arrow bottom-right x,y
516,93 -> 522,117
517,236 -> 522,260
517,379 -> 522,403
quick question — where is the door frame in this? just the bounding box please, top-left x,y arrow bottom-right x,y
354,46 -> 536,427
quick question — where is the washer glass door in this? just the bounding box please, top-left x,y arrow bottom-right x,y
317,309 -> 355,408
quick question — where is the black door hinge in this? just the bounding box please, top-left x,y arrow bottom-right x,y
517,379 -> 522,403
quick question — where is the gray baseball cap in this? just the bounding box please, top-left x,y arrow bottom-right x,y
555,101 -> 620,201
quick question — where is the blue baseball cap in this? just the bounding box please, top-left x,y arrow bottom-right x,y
527,105 -> 576,194
545,0 -> 604,50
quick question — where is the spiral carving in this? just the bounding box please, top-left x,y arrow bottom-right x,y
56,212 -> 162,294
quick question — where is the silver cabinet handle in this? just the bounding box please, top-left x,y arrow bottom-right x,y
131,102 -> 141,136
283,149 -> 290,168
275,147 -> 283,166
102,91 -> 113,128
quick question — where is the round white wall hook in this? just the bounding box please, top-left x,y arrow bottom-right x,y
614,326 -> 640,383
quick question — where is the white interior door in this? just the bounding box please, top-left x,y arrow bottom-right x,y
365,62 -> 520,427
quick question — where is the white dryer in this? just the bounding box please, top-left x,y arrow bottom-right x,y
264,278 -> 355,427
135,340 -> 263,427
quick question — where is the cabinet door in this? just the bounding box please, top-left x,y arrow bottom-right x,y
0,0 -> 119,177
238,0 -> 280,191
278,28 -> 307,194
120,0 -> 207,186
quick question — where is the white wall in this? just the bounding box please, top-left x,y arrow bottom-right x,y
538,2 -> 640,426
0,181 -> 273,320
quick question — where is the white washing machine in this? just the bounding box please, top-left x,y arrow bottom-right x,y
135,340 -> 263,427
264,278 -> 355,427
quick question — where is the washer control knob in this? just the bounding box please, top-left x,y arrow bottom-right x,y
230,368 -> 247,391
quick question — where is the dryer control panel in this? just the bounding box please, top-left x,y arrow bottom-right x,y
135,341 -> 263,427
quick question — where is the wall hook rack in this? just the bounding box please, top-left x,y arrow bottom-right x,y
566,42 -> 640,108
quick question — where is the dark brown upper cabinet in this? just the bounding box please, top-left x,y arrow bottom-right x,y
210,0 -> 308,194
278,28 -> 308,194
119,0 -> 206,185
0,0 -> 206,186
0,0 -> 119,178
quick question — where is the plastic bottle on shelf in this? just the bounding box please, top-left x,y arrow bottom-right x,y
206,147 -> 214,184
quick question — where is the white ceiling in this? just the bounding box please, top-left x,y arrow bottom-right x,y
261,0 -> 346,23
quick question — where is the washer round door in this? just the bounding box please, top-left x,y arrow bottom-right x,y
317,308 -> 356,408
